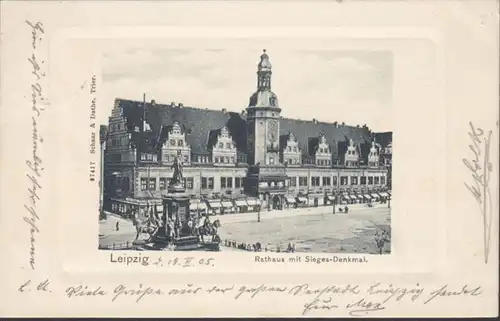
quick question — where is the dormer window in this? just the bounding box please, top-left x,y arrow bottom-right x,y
218,142 -> 224,148
178,140 -> 183,146
170,139 -> 176,146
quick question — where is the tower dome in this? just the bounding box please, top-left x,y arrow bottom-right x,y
258,49 -> 272,69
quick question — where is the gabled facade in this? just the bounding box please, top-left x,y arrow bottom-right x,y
281,132 -> 301,166
158,122 -> 191,165
209,126 -> 237,165
102,50 -> 392,216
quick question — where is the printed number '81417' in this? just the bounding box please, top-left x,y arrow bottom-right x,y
89,162 -> 96,182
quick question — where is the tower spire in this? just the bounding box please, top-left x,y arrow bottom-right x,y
257,49 -> 272,91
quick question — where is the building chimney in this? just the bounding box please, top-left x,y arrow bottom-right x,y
171,101 -> 175,107
178,103 -> 183,108
222,108 -> 227,113
151,99 -> 156,105
313,118 -> 318,124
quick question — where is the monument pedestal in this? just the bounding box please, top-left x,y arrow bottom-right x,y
156,183 -> 200,250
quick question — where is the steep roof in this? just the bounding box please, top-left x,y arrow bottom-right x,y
115,98 -> 375,158
279,118 -> 371,156
374,131 -> 392,148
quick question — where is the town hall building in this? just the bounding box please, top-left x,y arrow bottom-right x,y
101,50 -> 392,218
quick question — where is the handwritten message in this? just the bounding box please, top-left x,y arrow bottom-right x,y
463,121 -> 494,263
17,279 -> 483,316
24,20 -> 46,271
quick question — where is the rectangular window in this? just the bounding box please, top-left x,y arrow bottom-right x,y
141,178 -> 148,191
269,157 -> 275,164
148,178 -> 156,190
351,176 -> 358,185
178,140 -> 183,146
340,176 -> 348,185
361,176 -> 367,185
225,157 -> 230,164
368,177 -> 374,185
231,156 -> 235,164
290,177 -> 297,187
140,154 -> 146,160
299,176 -> 307,186
322,177 -> 331,186
201,177 -> 208,189
333,176 -> 338,186
226,142 -> 231,149
311,177 -> 320,186
147,154 -> 153,161
235,177 -> 241,188
375,176 -> 380,185
184,155 -> 188,163
218,143 -> 224,148
208,177 -> 214,189
227,177 -> 233,188
214,157 -> 219,163
221,177 -> 227,188
170,139 -> 176,146
159,178 -> 167,190
186,177 -> 193,189
381,176 -> 386,185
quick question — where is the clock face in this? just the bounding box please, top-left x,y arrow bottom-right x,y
268,121 -> 278,141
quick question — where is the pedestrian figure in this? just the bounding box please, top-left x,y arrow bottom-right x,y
116,221 -> 120,231
344,206 -> 349,213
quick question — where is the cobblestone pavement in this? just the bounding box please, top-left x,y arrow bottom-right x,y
217,206 -> 391,254
98,205 -> 391,253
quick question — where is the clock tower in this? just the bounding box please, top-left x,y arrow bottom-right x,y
246,49 -> 281,166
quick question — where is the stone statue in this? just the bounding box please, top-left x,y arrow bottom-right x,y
170,149 -> 184,186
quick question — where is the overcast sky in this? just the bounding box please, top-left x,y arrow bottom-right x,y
101,46 -> 392,132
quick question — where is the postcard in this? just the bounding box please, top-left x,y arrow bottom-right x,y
0,0 -> 498,317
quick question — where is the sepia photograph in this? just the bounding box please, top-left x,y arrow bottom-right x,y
98,47 -> 393,253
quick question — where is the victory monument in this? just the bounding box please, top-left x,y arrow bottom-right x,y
134,150 -> 220,251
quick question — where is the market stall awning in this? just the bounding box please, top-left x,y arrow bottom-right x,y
285,196 -> 296,203
189,203 -> 207,210
207,201 -> 222,208
378,192 -> 389,197
234,200 -> 248,206
371,193 -> 379,198
327,195 -> 335,201
246,199 -> 260,206
363,194 -> 372,199
297,197 -> 307,203
357,195 -> 364,199
221,201 -> 234,208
